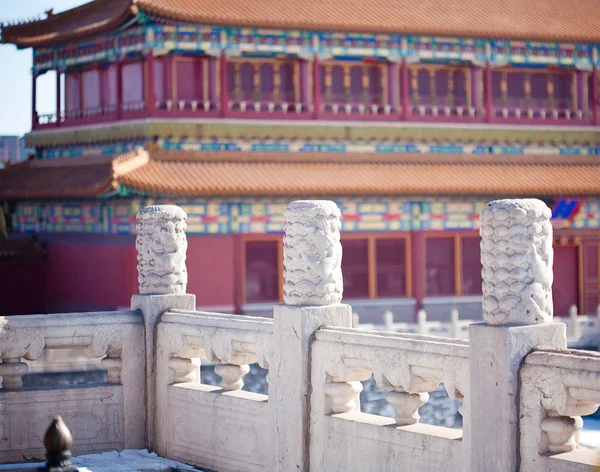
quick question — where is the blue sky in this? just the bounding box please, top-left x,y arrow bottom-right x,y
0,0 -> 83,136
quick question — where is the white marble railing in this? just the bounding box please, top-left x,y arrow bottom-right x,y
353,308 -> 472,339
354,305 -> 600,349
2,200 -> 599,472
310,327 -> 469,471
0,311 -> 145,462
520,347 -> 600,471
154,309 -> 273,471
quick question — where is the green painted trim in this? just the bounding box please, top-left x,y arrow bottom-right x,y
25,120 -> 600,148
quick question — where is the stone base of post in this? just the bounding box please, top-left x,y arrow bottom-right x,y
269,303 -> 351,471
131,293 -> 196,451
469,322 -> 567,472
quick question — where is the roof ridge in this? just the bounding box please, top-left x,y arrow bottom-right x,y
149,150 -> 600,166
112,147 -> 150,177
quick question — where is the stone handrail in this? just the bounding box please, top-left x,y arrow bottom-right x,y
154,309 -> 274,462
5,199 -> 600,471
310,326 -> 470,471
0,310 -> 142,389
158,309 -> 274,387
0,310 -> 146,461
312,327 -> 469,424
520,347 -> 600,471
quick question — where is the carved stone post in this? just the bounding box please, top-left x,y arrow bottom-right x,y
130,205 -> 196,451
469,199 -> 567,472
270,200 -> 351,472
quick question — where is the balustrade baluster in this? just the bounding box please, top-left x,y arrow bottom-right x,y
101,355 -> 122,384
168,356 -> 199,384
215,363 -> 250,391
325,380 -> 363,414
0,359 -> 29,389
386,389 -> 429,425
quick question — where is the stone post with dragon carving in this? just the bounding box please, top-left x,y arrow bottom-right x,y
269,200 -> 352,472
130,205 -> 196,451
469,199 -> 567,472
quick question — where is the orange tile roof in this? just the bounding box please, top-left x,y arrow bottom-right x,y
118,151 -> 600,197
1,0 -> 133,47
2,150 -> 598,199
0,149 -> 148,199
3,0 -> 600,47
138,0 -> 600,43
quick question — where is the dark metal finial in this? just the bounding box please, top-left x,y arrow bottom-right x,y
39,416 -> 79,471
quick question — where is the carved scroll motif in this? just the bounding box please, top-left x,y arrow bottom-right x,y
0,325 -> 45,389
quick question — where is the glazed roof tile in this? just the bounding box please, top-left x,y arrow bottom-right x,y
1,0 -> 133,47
3,0 -> 600,47
119,152 -> 600,197
2,150 -> 598,199
138,0 -> 600,43
0,149 -> 148,199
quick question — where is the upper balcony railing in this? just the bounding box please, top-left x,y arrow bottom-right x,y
31,56 -> 600,130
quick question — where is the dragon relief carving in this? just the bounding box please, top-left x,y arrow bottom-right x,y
283,200 -> 343,306
480,199 -> 554,325
136,205 -> 188,295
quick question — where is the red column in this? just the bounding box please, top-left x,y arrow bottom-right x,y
401,58 -> 409,120
55,71 -> 61,127
312,55 -> 321,119
484,62 -> 493,123
146,51 -> 156,115
410,231 -> 426,314
592,66 -> 599,126
219,52 -> 228,117
79,71 -> 84,118
116,60 -> 123,119
31,73 -> 37,129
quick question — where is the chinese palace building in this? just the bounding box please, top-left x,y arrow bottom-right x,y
1,0 -> 600,320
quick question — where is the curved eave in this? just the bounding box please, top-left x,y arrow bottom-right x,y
1,0 -> 135,48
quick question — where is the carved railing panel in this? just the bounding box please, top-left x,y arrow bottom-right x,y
520,347 -> 600,471
310,326 -> 469,471
154,309 -> 274,471
0,310 -> 145,462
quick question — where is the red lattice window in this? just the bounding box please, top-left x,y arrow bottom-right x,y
426,237 -> 455,296
376,238 -> 407,298
342,239 -> 369,299
245,241 -> 279,303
